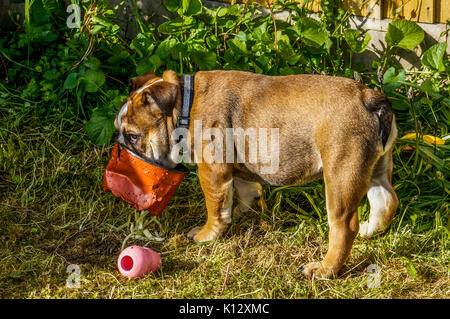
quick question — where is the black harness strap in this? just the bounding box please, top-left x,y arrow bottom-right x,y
178,74 -> 194,129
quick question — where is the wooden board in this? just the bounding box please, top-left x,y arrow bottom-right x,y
384,0 -> 435,23
437,0 -> 450,23
215,0 -> 447,24
217,0 -> 320,12
342,0 -> 382,19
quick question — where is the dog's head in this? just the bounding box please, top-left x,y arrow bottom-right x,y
115,70 -> 181,168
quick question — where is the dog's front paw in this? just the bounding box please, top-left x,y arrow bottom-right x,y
186,226 -> 220,243
300,261 -> 336,279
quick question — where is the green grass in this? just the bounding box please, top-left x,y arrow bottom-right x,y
0,104 -> 448,299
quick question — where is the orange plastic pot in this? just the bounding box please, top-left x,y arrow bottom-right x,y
103,143 -> 187,215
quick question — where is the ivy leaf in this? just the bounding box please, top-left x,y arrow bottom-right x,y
224,48 -> 240,64
383,67 -> 405,93
158,16 -> 195,34
84,57 -> 101,71
343,29 -> 371,53
292,17 -> 329,48
419,79 -> 434,93
63,73 -> 78,90
171,42 -> 189,60
277,33 -> 295,60
252,21 -> 267,40
255,55 -> 270,73
136,55 -> 163,75
39,27 -> 57,43
227,38 -> 247,56
156,38 -> 178,60
279,66 -> 294,75
165,0 -> 182,12
216,6 -> 228,17
191,50 -> 217,70
422,42 -> 447,73
228,4 -> 243,16
106,51 -> 130,65
179,0 -> 202,16
43,69 -> 60,80
389,96 -> 410,111
82,70 -> 105,93
130,33 -> 155,58
86,106 -> 116,145
385,20 -> 424,51
206,35 -> 220,50
32,0 -> 50,25
236,31 -> 247,43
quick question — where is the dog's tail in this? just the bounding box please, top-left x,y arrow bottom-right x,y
363,92 -> 396,151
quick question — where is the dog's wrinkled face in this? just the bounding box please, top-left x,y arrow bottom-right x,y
115,71 -> 180,168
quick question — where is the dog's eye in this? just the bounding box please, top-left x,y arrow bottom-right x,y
127,134 -> 139,144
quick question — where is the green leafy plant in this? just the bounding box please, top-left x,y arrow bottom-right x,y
0,0 -> 448,184
422,42 -> 447,73
343,29 -> 370,54
383,66 -> 406,94
385,19 -> 425,51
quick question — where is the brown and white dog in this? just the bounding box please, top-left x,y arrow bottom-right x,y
115,70 -> 399,278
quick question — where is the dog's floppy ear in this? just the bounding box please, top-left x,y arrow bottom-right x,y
142,81 -> 178,117
128,72 -> 157,93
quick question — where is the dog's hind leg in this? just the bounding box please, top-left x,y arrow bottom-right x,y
302,139 -> 376,279
359,150 -> 399,238
233,177 -> 267,218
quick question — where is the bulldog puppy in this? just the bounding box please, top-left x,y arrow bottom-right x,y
115,70 -> 399,279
